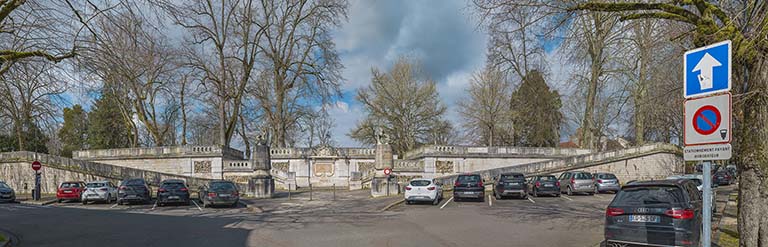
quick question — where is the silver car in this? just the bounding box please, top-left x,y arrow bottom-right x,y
558,171 -> 595,196
82,181 -> 118,204
593,172 -> 620,193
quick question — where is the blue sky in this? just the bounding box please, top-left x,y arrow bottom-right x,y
329,0 -> 488,146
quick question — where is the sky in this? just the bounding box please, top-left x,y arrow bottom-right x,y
328,0 -> 489,146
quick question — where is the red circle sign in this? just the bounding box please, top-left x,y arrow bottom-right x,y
383,168 -> 392,176
692,105 -> 721,135
31,161 -> 42,171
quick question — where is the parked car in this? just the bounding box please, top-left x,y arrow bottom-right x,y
404,178 -> 443,205
117,178 -> 151,205
605,179 -> 703,247
0,181 -> 15,203
713,170 -> 735,185
527,175 -> 560,197
593,172 -> 620,194
666,174 -> 717,210
157,179 -> 190,206
558,171 -> 595,196
57,181 -> 86,203
199,180 -> 240,208
453,174 -> 485,202
725,165 -> 737,177
81,181 -> 118,205
492,173 -> 527,199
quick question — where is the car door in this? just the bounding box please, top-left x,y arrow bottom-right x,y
559,173 -> 570,191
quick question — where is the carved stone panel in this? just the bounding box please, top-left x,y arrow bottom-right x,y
194,161 -> 212,174
435,161 -> 454,174
313,162 -> 334,177
273,162 -> 289,173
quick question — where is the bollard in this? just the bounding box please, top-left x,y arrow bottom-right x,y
309,184 -> 313,201
333,184 -> 336,201
288,184 -> 292,200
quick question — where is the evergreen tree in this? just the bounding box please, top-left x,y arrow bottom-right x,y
59,105 -> 88,157
511,70 -> 562,147
88,92 -> 131,149
11,119 -> 49,153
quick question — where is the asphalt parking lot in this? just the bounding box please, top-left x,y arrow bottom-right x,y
0,186 -> 735,247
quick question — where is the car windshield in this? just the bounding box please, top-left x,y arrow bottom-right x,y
457,175 -> 481,183
689,179 -> 703,186
537,176 -> 557,181
86,183 -> 106,188
614,186 -> 685,205
0,183 -> 9,189
61,183 -> 81,188
410,180 -> 431,186
574,173 -> 592,179
501,174 -> 524,181
161,183 -> 185,189
125,180 -> 145,186
210,182 -> 236,191
598,174 -> 616,179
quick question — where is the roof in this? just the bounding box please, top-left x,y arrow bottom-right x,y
161,179 -> 185,184
623,179 -> 689,188
86,180 -> 111,184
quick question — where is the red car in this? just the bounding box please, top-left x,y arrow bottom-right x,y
57,181 -> 86,203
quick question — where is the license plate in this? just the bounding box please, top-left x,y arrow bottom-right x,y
718,177 -> 723,179
507,182 -> 519,186
88,194 -> 97,197
629,215 -> 660,223
64,190 -> 72,193
219,194 -> 230,197
463,192 -> 475,195
544,184 -> 553,187
169,196 -> 179,199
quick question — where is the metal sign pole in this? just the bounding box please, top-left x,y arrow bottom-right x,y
34,172 -> 41,201
702,161 -> 712,247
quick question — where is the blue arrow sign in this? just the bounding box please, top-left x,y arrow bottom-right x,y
684,40 -> 731,98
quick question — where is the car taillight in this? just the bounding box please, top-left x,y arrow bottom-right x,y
570,178 -> 575,184
665,208 -> 695,219
158,188 -> 167,193
606,207 -> 624,217
597,180 -> 603,184
207,192 -> 216,197
180,188 -> 188,192
427,186 -> 436,191
100,188 -> 108,191
405,186 -> 412,191
454,181 -> 460,187
555,181 -> 560,187
478,181 -> 483,187
535,181 -> 541,188
233,191 -> 239,196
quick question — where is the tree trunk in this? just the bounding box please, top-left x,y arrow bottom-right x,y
736,59 -> 768,247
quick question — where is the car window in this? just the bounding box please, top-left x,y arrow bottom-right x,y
161,183 -> 186,189
598,174 -> 617,179
410,180 -> 431,186
61,183 -> 81,188
537,176 -> 557,181
574,173 -> 592,180
614,186 -> 686,205
0,182 -> 9,189
125,180 -> 145,186
457,175 -> 481,183
87,183 -> 106,188
210,182 -> 236,191
501,174 -> 524,181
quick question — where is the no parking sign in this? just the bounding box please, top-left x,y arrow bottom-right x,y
684,93 -> 731,146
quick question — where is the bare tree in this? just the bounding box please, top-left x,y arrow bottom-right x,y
458,67 -> 513,146
300,106 -> 335,148
350,57 -> 451,154
252,0 -> 347,148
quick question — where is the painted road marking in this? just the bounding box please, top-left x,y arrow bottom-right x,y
191,200 -> 203,212
561,195 -> 573,201
440,197 -> 453,209
488,195 -> 493,207
528,197 -> 536,204
110,203 -> 119,209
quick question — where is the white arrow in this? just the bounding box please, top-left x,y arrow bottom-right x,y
692,52 -> 722,90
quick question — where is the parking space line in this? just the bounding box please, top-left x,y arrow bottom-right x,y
528,197 -> 536,204
561,195 -> 573,201
440,197 -> 453,209
488,195 -> 492,207
594,194 -> 604,199
191,200 -> 203,212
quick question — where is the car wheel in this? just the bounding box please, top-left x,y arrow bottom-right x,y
82,200 -> 87,205
588,192 -> 595,196
58,199 -> 62,203
567,187 -> 573,196
432,197 -> 439,205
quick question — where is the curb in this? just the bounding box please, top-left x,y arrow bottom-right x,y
0,228 -> 17,247
713,189 -> 739,245
18,198 -> 57,206
379,198 -> 405,212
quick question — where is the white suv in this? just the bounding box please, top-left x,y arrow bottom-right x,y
404,178 -> 443,205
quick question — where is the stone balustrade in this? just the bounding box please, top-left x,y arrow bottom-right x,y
270,147 -> 377,159
73,145 -> 245,160
224,160 -> 252,171
402,145 -> 592,159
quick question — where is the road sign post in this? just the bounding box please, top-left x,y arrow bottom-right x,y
32,160 -> 42,201
683,40 -> 733,247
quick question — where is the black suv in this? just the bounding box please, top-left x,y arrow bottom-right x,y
117,178 -> 151,205
492,173 -> 527,199
453,174 -> 485,202
527,175 -> 560,197
199,180 -> 240,208
605,179 -> 703,247
157,179 -> 190,206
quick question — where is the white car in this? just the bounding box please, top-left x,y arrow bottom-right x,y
404,178 -> 443,205
82,181 -> 118,204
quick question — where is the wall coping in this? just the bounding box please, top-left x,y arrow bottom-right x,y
401,145 -> 592,159
72,145 -> 244,160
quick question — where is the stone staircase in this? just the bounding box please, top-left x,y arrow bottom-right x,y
435,143 -> 682,186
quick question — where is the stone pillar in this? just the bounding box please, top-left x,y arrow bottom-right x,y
371,143 -> 398,197
248,143 -> 274,198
